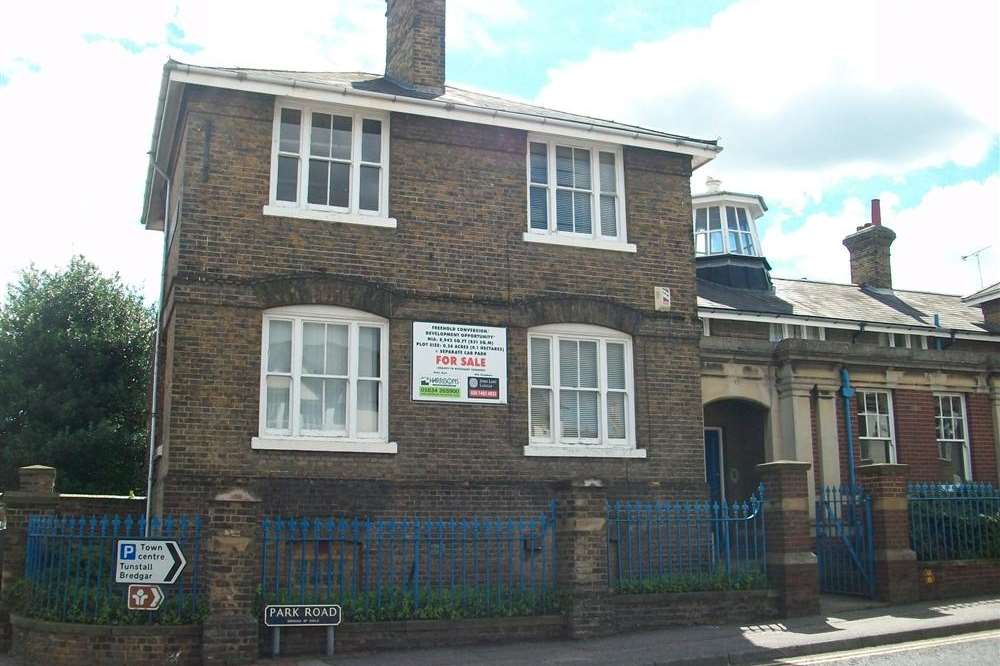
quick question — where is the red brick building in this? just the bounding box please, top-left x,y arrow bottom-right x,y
141,0 -> 721,516
696,186 -> 1000,506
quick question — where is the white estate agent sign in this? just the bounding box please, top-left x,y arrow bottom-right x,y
115,540 -> 186,585
412,322 -> 507,403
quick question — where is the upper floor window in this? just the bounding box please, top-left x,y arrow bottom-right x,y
525,324 -> 644,458
694,205 -> 759,257
770,323 -> 826,342
266,101 -> 394,227
857,390 -> 895,464
524,137 -> 634,252
878,332 -> 929,350
934,393 -> 970,481
252,306 -> 395,454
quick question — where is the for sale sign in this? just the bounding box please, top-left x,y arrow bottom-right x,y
412,322 -> 507,403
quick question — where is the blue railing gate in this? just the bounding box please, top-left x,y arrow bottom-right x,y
815,485 -> 875,598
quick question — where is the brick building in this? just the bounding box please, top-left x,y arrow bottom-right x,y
141,0 -> 721,516
695,183 -> 1000,506
141,0 -> 999,520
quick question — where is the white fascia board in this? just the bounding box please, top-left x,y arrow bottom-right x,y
691,193 -> 765,218
167,67 -> 722,166
698,308 -> 999,342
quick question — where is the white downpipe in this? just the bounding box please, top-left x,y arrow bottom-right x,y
144,159 -> 170,537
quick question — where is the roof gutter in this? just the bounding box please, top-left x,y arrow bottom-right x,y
698,307 -> 999,342
164,62 -> 722,161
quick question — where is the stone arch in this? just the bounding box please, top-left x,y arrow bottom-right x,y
513,296 -> 643,335
253,275 -> 392,318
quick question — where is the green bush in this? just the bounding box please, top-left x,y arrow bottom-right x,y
258,584 -> 558,623
614,566 -> 768,594
2,578 -> 207,626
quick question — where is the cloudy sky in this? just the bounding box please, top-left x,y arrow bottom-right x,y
1,0 -> 997,303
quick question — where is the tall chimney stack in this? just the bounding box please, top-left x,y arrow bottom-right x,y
385,0 -> 446,97
843,198 -> 896,289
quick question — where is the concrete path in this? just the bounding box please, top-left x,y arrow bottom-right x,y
253,595 -> 1000,666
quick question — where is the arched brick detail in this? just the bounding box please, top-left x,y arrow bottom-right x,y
513,297 -> 644,334
253,275 -> 392,318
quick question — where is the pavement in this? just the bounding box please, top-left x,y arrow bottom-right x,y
249,595 -> 1000,665
1,595 -> 997,665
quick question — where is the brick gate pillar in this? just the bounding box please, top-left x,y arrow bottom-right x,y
858,464 -> 918,603
556,479 -> 611,639
0,466 -> 60,652
201,488 -> 261,666
757,461 -> 819,616
0,466 -> 59,594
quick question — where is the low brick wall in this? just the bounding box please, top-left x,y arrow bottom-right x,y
916,560 -> 1000,601
612,589 -> 780,633
260,614 -> 565,656
10,615 -> 201,666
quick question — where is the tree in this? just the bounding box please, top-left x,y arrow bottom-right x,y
0,256 -> 155,493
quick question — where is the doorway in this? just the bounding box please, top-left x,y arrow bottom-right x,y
704,427 -> 725,504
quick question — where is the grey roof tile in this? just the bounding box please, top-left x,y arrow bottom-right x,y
698,277 -> 991,334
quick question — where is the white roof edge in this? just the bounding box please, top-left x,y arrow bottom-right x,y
962,283 -> 1000,306
165,63 -> 722,163
698,308 -> 998,342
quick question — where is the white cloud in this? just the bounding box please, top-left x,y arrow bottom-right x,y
761,175 -> 1000,296
536,0 -> 998,212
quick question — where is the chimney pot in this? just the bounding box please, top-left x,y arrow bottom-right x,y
871,198 -> 882,226
705,177 -> 722,194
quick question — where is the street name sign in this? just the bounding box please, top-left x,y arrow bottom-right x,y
127,584 -> 164,611
264,604 -> 342,627
115,540 -> 186,584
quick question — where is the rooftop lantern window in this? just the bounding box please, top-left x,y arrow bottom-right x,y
692,177 -> 765,258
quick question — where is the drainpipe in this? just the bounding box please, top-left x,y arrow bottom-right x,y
840,367 -> 858,490
933,313 -> 943,350
144,157 -> 170,537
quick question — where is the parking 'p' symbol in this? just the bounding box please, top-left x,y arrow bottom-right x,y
120,543 -> 136,560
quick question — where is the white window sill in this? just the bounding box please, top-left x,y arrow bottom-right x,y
522,232 -> 636,253
263,205 -> 397,228
252,436 -> 397,454
523,444 -> 646,459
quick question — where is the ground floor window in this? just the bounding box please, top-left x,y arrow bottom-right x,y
857,390 -> 895,464
526,324 -> 638,455
935,393 -> 971,482
256,305 -> 389,450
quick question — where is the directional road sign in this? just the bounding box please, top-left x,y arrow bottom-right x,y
127,584 -> 164,611
115,540 -> 186,584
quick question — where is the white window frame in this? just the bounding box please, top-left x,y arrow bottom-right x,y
694,205 -> 762,257
523,134 -> 636,253
770,323 -> 825,342
857,389 -> 896,464
524,323 -> 644,458
263,98 -> 396,228
252,305 -> 396,453
934,393 -> 972,480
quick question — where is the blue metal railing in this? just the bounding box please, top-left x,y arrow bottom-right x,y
816,484 -> 875,597
260,502 -> 558,621
606,484 -> 767,592
908,483 -> 1000,561
23,514 -> 204,623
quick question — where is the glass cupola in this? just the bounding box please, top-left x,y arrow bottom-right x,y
692,178 -> 772,290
